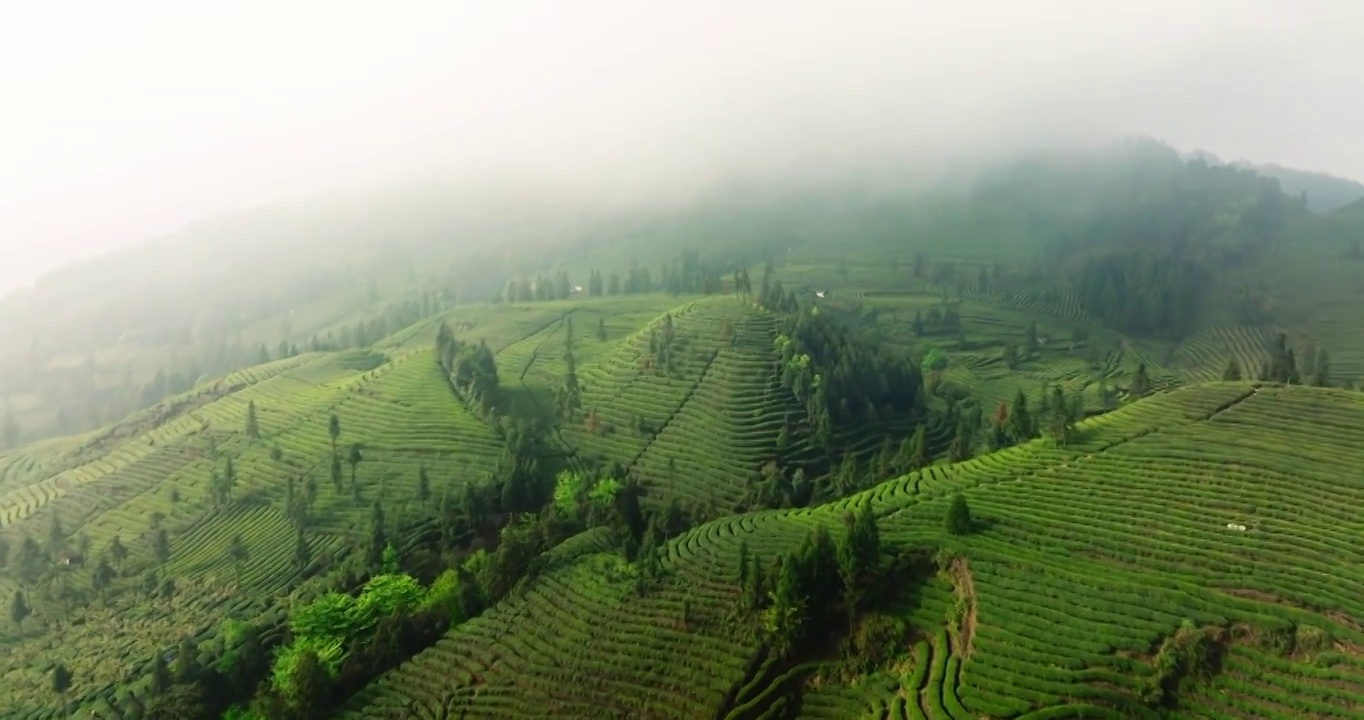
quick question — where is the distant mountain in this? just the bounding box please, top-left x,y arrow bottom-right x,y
1181,149 -> 1364,213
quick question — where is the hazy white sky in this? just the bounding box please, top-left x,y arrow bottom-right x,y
2,0 -> 1362,290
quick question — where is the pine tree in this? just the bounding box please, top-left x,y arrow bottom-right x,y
596,318 -> 607,341
52,663 -> 72,717
153,528 -> 171,567
1024,321 -> 1039,357
150,653 -> 171,696
244,400 -> 260,440
1129,363 -> 1151,398
1222,357 -> 1242,381
417,466 -> 431,506
946,493 -> 973,535
902,424 -> 928,471
173,636 -> 201,683
91,557 -> 115,604
347,443 -> 364,490
10,589 -> 31,630
368,501 -> 387,570
1313,348 -> 1331,387
228,534 -> 249,585
328,414 -> 341,452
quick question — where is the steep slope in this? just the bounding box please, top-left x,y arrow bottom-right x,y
343,382 -> 1364,719
0,347 -> 503,716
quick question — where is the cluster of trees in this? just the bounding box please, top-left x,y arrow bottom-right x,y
774,308 -> 925,448
1039,147 -> 1300,340
1251,334 -> 1333,386
501,269 -> 577,303
435,323 -> 500,414
738,502 -> 889,658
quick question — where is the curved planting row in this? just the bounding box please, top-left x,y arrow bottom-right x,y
561,299 -> 733,467
1171,325 -> 1276,382
340,552 -> 760,719
631,305 -> 793,510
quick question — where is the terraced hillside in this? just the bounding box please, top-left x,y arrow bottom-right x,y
346,381 -> 1364,719
0,346 -> 503,716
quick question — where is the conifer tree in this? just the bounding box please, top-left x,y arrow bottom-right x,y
946,492 -> 973,535
244,400 -> 260,440
1129,363 -> 1151,398
1222,357 -> 1242,381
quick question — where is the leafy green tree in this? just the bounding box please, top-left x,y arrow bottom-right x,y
1222,357 -> 1242,381
228,534 -> 249,585
1313,349 -> 1331,387
244,400 -> 260,440
91,557 -> 115,605
328,414 -> 341,452
417,465 -> 431,506
10,589 -> 31,630
1001,341 -> 1019,370
946,493 -> 973,535
294,529 -> 312,571
16,536 -> 44,589
367,502 -> 387,570
329,453 -> 343,493
153,528 -> 171,567
1007,391 -> 1034,443
1129,363 -> 1151,398
901,424 -> 928,471
762,555 -> 806,658
150,653 -> 171,696
347,443 -> 364,490
1046,386 -> 1074,446
52,663 -> 72,717
173,637 -> 201,684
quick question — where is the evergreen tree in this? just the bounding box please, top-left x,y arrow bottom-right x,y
244,400 -> 260,440
150,653 -> 171,696
762,555 -> 806,657
10,589 -> 30,630
52,663 -> 72,717
1007,391 -> 1034,443
1222,357 -> 1243,381
901,424 -> 928,471
1313,348 -> 1331,387
417,465 -> 431,506
330,453 -> 343,493
347,443 -> 364,490
173,637 -> 201,684
1129,363 -> 1151,398
946,421 -> 973,463
946,492 -> 973,535
596,318 -> 607,341
293,527 -> 313,570
153,528 -> 171,567
1047,385 -> 1074,446
91,557 -> 115,604
1024,321 -> 1039,357
288,648 -> 333,719
368,501 -> 387,570
1001,342 -> 1019,370
228,534 -> 249,585
328,414 -> 341,452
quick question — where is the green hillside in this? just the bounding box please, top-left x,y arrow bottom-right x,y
3,140 -> 1364,719
341,381 -> 1364,719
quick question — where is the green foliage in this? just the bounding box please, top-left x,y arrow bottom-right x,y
946,493 -> 973,535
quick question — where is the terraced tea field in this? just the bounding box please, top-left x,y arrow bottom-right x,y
0,344 -> 502,716
347,381 -> 1364,719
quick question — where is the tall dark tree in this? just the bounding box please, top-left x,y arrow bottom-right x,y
328,413 -> 341,452
52,663 -> 72,717
228,534 -> 249,585
417,465 -> 431,506
10,589 -> 31,630
173,637 -> 201,684
330,453 -> 344,493
368,501 -> 388,570
347,443 -> 364,490
1313,348 -> 1331,387
1129,363 -> 1151,398
150,653 -> 171,696
946,493 -> 973,535
1222,357 -> 1243,381
1047,385 -> 1074,446
1024,321 -> 1040,357
91,557 -> 115,605
153,528 -> 171,567
244,400 -> 260,440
